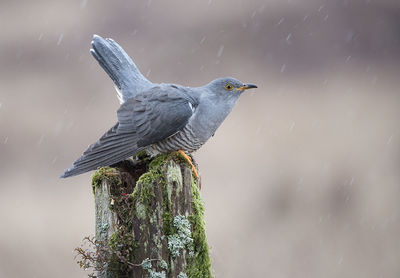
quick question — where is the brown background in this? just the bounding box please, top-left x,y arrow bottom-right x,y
1,0 -> 400,277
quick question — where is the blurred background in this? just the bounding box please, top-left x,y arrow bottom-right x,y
1,0 -> 400,277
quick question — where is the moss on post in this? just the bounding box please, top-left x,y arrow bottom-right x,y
85,154 -> 212,278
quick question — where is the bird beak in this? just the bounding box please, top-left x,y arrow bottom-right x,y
244,83 -> 258,89
236,83 -> 258,92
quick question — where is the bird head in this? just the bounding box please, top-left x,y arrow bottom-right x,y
207,77 -> 257,98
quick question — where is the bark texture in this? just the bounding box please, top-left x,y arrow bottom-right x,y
91,154 -> 212,278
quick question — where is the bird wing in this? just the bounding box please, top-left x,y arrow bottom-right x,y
60,86 -> 197,178
60,123 -> 142,178
117,86 -> 198,146
90,35 -> 153,103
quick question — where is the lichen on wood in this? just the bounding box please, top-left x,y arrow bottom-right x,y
76,153 -> 212,278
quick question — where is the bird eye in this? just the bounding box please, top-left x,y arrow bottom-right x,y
224,84 -> 234,91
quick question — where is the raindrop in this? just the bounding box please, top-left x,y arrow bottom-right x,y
251,10 -> 257,18
52,157 -> 58,164
318,5 -> 324,12
277,17 -> 285,25
57,33 -> 64,45
4,137 -> 8,144
286,33 -> 292,44
324,14 -> 329,21
387,135 -> 393,145
303,14 -> 309,21
289,122 -> 295,131
217,45 -> 224,58
200,36 -> 206,44
0,103 -> 2,109
37,134 -> 45,146
345,56 -> 351,63
38,33 -> 44,40
280,64 -> 286,73
146,69 -> 151,77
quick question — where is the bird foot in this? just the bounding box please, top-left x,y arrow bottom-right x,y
177,150 -> 199,179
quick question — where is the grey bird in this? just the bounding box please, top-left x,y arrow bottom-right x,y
60,35 -> 257,178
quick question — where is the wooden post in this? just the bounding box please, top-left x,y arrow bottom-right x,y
87,154 -> 212,278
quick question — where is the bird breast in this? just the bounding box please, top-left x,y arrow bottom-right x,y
147,122 -> 204,155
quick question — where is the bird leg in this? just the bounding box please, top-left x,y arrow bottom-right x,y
177,150 -> 199,179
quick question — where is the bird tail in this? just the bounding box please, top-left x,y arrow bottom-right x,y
90,35 -> 152,102
60,123 -> 143,178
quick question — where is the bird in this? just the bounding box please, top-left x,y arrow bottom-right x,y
60,35 -> 257,178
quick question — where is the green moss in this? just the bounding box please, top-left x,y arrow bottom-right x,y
91,167 -> 121,194
108,230 -> 120,249
136,149 -> 149,159
132,154 -> 172,222
149,211 -> 156,224
162,212 -> 173,235
132,174 -> 157,225
109,228 -> 137,251
136,172 -> 156,190
149,154 -> 169,168
186,178 -> 212,278
134,154 -> 170,201
139,179 -> 156,205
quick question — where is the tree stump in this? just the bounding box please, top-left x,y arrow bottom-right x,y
89,153 -> 212,278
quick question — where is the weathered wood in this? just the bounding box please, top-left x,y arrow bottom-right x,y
94,173 -> 118,278
91,154 -> 212,278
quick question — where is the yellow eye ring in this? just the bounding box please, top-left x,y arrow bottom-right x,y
224,84 -> 234,91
